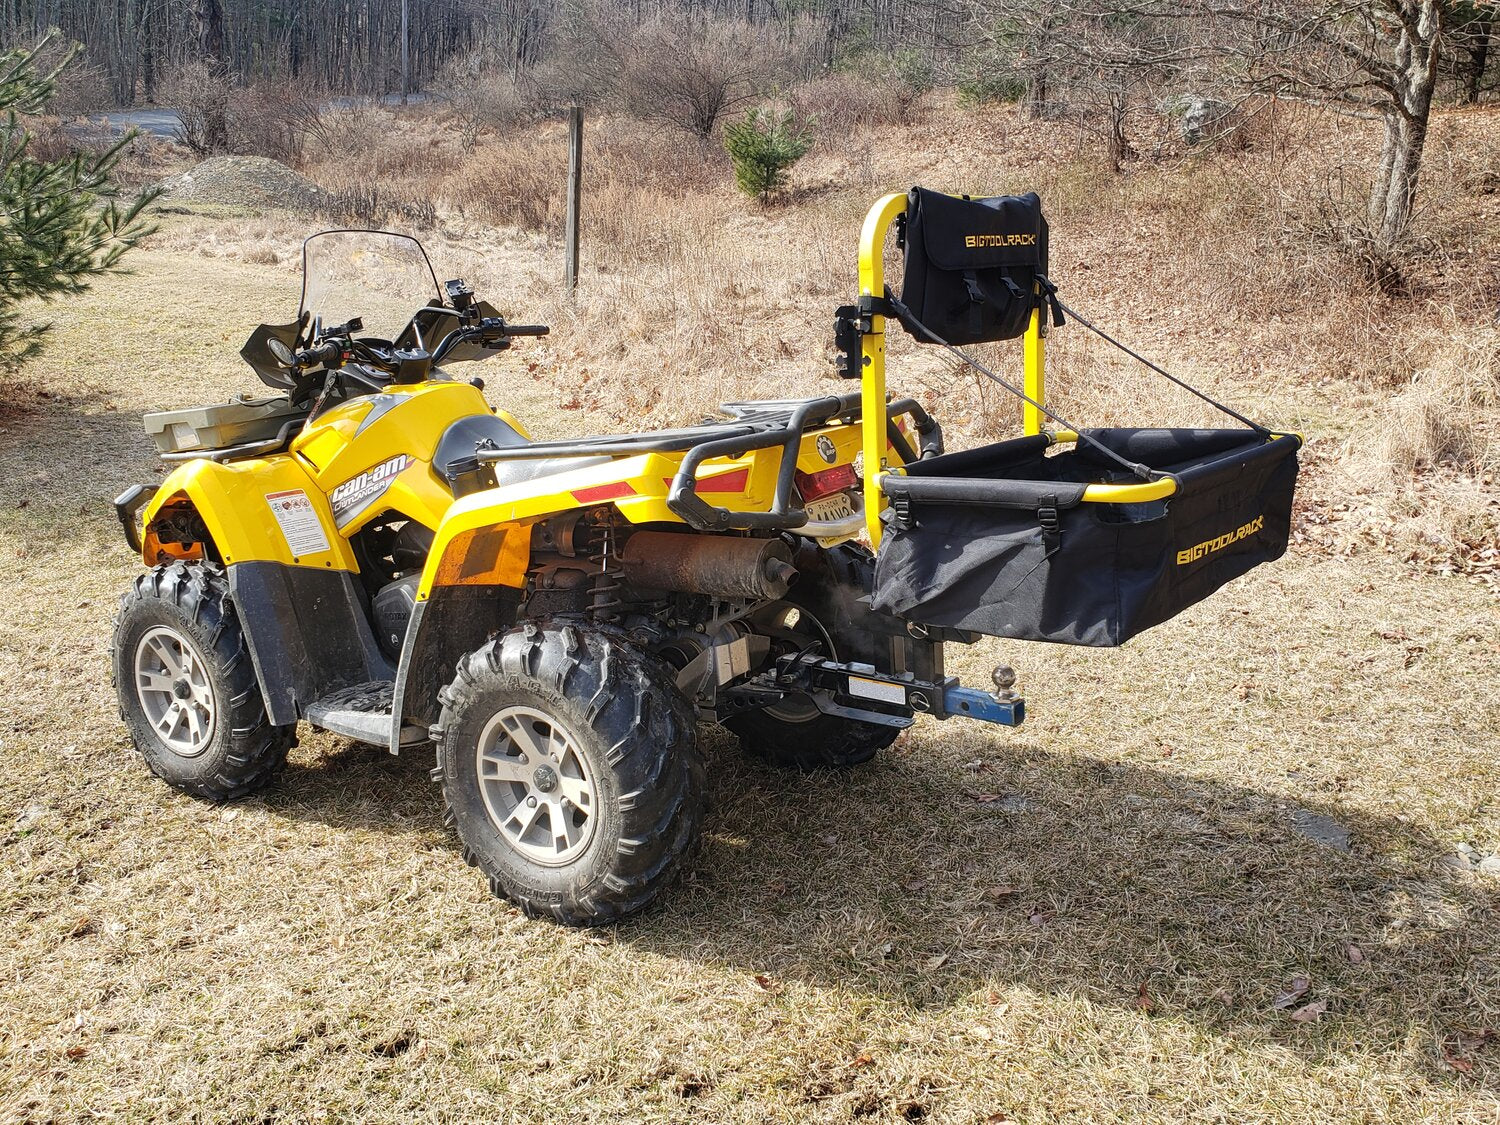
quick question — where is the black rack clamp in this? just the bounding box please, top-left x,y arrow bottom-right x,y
114,484 -> 156,555
834,293 -> 898,382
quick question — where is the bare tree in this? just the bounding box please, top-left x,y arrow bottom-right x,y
1448,2 -> 1494,104
434,44 -> 525,152
1198,0 -> 1447,249
542,1 -> 821,139
192,0 -> 228,150
970,0 -> 1457,251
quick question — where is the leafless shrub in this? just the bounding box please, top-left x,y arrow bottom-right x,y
540,1 -> 822,139
17,115 -> 80,162
322,184 -> 439,230
1377,335 -> 1499,479
160,61 -> 230,155
443,136 -> 567,232
303,100 -> 392,162
47,56 -> 113,117
368,135 -> 456,181
789,67 -> 928,140
228,83 -> 322,167
434,47 -> 528,153
589,122 -> 725,196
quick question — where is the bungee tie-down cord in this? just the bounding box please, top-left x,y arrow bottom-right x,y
882,279 -> 1271,483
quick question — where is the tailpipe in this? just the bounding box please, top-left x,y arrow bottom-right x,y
620,532 -> 797,601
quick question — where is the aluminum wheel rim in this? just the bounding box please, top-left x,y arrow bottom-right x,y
475,705 -> 598,866
134,625 -> 217,757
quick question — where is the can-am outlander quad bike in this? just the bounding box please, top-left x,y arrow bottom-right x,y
113,191 -> 1301,925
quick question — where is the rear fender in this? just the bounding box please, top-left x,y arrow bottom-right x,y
414,451 -> 693,601
394,453 -> 691,750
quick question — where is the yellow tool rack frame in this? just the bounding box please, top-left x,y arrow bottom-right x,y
853,192 -> 1177,547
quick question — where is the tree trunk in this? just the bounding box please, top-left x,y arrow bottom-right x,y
142,3 -> 157,102
1461,21 -> 1492,105
1366,0 -> 1441,248
194,0 -> 228,151
1027,69 -> 1049,118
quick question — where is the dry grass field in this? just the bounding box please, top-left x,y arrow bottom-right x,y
1,98 -> 1498,1122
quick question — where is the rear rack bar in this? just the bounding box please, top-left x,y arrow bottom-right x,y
473,392 -> 942,533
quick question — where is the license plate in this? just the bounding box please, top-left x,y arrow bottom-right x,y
805,491 -> 856,548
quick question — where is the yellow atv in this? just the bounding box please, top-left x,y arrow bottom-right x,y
112,192 -> 1300,925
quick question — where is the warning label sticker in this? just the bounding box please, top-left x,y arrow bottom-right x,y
265,489 -> 331,557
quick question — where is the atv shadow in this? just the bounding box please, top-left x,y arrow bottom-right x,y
269,722 -> 1500,1087
630,727 -> 1500,1083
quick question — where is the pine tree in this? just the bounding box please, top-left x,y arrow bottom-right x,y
0,36 -> 159,370
722,108 -> 812,202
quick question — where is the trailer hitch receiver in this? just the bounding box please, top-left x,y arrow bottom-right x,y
761,653 -> 1025,729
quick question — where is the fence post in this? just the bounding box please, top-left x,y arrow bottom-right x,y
565,106 -> 583,291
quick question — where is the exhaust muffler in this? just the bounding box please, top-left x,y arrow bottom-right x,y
620,532 -> 797,601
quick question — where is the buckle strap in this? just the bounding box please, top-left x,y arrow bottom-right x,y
1035,274 -> 1066,329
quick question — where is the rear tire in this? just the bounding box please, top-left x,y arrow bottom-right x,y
726,706 -> 901,770
113,561 -> 294,801
728,542 -> 906,770
432,621 -> 703,926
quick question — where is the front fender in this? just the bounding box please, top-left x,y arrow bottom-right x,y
141,456 -> 357,571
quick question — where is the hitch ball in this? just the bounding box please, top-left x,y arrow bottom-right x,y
991,664 -> 1018,701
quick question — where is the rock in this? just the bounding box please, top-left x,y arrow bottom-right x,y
1166,94 -> 1235,146
1457,842 -> 1478,857
1478,855 -> 1500,878
1290,808 -> 1352,851
157,155 -> 327,214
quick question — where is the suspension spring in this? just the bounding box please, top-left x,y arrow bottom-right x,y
589,513 -> 621,621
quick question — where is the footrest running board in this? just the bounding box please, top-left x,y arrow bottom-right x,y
305,681 -> 427,748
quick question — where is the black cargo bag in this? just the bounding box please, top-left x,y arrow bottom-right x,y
896,187 -> 1050,346
871,428 -> 1301,647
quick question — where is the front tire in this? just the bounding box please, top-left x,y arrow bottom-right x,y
432,621 -> 703,926
113,562 -> 294,801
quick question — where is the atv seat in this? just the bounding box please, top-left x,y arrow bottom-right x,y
434,414 -> 610,492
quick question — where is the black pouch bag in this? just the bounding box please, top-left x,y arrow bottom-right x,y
897,187 -> 1049,346
871,428 -> 1301,647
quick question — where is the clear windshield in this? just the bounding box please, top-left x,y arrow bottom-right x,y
299,230 -> 441,342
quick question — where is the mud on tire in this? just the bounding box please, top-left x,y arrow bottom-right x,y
112,561 -> 294,801
432,621 -> 704,926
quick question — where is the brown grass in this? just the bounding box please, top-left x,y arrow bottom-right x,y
6,99 -> 1496,1123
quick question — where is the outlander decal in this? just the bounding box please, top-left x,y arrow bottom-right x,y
330,453 -> 412,528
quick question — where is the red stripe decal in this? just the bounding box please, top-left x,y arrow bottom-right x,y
571,481 -> 638,504
661,467 -> 750,494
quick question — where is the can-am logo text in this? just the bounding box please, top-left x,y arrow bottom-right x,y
330,454 -> 411,527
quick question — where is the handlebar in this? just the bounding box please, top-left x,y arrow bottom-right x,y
292,313 -> 549,382
297,339 -> 344,369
